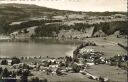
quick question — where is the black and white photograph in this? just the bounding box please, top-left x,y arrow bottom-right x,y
0,0 -> 127,82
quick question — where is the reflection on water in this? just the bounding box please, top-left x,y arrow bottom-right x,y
0,41 -> 76,57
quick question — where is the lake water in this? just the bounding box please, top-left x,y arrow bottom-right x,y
0,42 -> 76,57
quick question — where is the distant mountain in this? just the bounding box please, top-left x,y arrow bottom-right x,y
0,3 -> 78,21
0,3 -> 126,21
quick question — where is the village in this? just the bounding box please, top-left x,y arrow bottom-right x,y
0,41 -> 127,82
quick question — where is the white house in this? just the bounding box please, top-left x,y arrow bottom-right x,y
7,59 -> 12,65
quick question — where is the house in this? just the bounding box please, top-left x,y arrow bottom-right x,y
93,30 -> 106,37
53,16 -> 66,20
49,65 -> 58,68
7,59 -> 12,65
86,62 -> 95,66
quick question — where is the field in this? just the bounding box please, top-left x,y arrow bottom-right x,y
87,64 -> 127,82
83,36 -> 127,58
31,72 -> 97,82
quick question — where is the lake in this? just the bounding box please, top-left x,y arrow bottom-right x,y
0,41 -> 76,57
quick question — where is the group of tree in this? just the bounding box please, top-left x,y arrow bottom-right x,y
34,23 -> 94,37
1,59 -> 8,65
34,20 -> 128,38
93,21 -> 128,35
11,57 -> 21,65
29,77 -> 48,82
0,67 -> 16,78
1,57 -> 21,65
0,19 -> 62,34
108,55 -> 128,69
0,15 -> 127,37
72,63 -> 81,73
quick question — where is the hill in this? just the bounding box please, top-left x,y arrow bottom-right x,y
0,3 -> 127,39
0,3 -> 126,21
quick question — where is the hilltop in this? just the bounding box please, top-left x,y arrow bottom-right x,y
0,3 -> 79,21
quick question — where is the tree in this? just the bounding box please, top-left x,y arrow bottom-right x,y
43,79 -> 48,82
24,29 -> 29,34
17,69 -> 22,76
2,68 -> 10,77
0,16 -> 10,34
1,59 -> 8,65
56,68 -> 62,76
94,59 -> 101,65
11,57 -> 21,65
12,71 -> 16,78
20,70 -> 29,82
72,63 -> 80,73
22,64 -> 30,69
99,76 -> 105,82
20,75 -> 28,82
31,77 -> 40,82
0,67 -> 3,74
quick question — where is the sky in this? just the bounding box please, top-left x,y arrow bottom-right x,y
0,0 -> 127,12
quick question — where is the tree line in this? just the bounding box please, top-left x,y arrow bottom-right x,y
0,18 -> 127,36
34,21 -> 128,37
